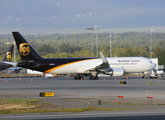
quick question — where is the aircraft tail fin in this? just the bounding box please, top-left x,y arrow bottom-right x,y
2,45 -> 14,62
12,32 -> 43,61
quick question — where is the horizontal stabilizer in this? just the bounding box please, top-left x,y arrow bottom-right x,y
2,61 -> 17,66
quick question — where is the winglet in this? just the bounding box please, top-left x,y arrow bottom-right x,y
100,52 -> 108,63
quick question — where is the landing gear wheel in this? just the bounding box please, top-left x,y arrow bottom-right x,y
89,76 -> 98,80
95,76 -> 98,80
74,75 -> 83,80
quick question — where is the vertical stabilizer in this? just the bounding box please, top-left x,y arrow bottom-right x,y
2,45 -> 14,62
12,32 -> 43,61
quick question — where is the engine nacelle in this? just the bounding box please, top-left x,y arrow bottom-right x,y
104,68 -> 124,77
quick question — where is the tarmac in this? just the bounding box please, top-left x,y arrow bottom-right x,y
1,76 -> 165,119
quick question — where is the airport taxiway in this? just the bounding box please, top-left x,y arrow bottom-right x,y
1,76 -> 165,100
1,76 -> 165,119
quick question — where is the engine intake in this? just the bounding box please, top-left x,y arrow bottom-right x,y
104,68 -> 124,77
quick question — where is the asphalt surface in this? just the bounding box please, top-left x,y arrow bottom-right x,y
1,76 -> 165,119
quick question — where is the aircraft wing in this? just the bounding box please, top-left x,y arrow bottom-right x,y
95,52 -> 111,71
76,52 -> 111,73
85,52 -> 124,77
86,52 -> 111,72
2,61 -> 17,66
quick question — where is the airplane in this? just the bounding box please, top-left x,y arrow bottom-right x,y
0,45 -> 14,71
7,67 -> 22,74
7,32 -> 155,80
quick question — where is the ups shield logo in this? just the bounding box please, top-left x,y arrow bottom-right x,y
6,52 -> 11,61
19,43 -> 30,56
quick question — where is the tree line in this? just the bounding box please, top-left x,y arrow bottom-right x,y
0,32 -> 165,66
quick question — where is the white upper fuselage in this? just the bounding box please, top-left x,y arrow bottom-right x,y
48,57 -> 155,74
108,57 -> 154,73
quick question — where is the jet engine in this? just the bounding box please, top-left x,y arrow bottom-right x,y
103,68 -> 124,76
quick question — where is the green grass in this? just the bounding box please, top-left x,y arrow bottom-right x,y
0,106 -> 131,114
1,98 -> 165,114
123,102 -> 153,105
149,80 -> 153,84
2,99 -> 40,103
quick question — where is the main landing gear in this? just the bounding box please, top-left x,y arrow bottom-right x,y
89,72 -> 98,80
74,73 -> 99,80
89,75 -> 98,80
74,75 -> 83,80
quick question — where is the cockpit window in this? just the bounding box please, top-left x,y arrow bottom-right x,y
150,60 -> 152,63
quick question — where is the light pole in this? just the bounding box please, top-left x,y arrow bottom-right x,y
96,32 -> 98,57
13,41 -> 16,67
94,26 -> 99,57
147,29 -> 154,58
86,27 -> 94,57
86,26 -> 99,57
110,32 -> 112,57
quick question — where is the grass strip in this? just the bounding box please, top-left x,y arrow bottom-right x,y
2,99 -> 40,103
0,106 -> 132,114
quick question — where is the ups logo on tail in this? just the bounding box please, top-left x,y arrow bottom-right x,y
19,43 -> 30,56
6,52 -> 11,61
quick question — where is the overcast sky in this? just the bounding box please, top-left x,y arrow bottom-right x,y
1,0 -> 165,34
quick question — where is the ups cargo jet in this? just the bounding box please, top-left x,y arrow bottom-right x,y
8,32 -> 155,80
0,45 -> 14,71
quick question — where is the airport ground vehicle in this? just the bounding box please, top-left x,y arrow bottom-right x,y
45,73 -> 53,78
